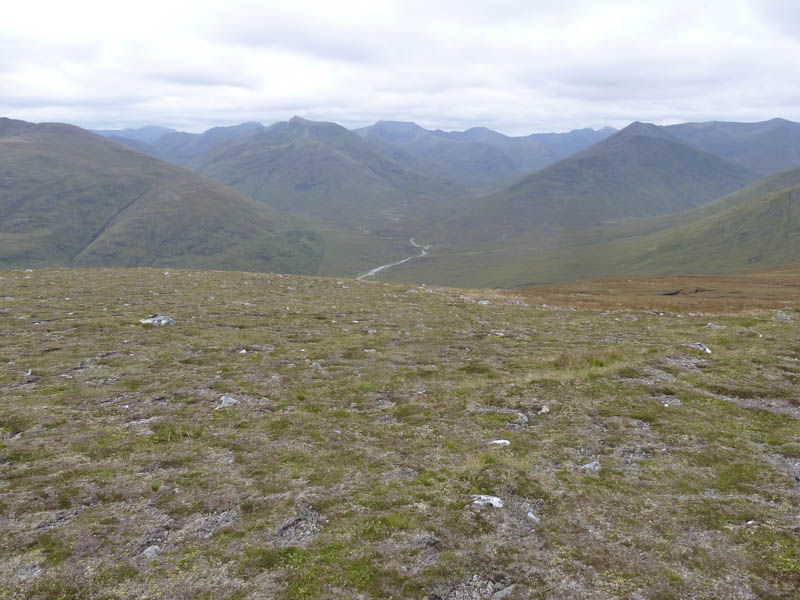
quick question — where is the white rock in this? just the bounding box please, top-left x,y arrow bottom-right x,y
139,315 -> 175,326
472,495 -> 504,508
527,512 -> 541,523
689,342 -> 712,354
579,461 -> 602,472
215,395 -> 239,410
538,405 -> 550,414
706,322 -> 725,329
492,585 -> 518,600
477,300 -> 492,305
489,440 -> 511,446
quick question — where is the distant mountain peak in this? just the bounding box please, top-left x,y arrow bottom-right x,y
617,121 -> 671,138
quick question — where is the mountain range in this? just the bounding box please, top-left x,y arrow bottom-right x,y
3,114 -> 799,285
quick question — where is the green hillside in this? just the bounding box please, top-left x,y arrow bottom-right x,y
191,117 -> 460,231
0,117 -> 375,273
379,171 -> 800,288
440,122 -> 759,242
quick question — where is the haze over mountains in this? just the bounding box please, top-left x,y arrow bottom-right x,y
2,114 -> 799,285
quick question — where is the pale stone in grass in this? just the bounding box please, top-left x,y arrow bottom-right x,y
489,439 -> 511,446
139,315 -> 175,326
689,342 -> 712,354
215,395 -> 239,410
579,461 -> 601,472
140,545 -> 160,559
472,495 -> 504,508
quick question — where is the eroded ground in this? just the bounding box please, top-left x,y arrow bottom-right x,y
0,268 -> 798,599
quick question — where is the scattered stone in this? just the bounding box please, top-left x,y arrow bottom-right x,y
579,461 -> 601,472
364,349 -> 376,353
772,311 -> 793,323
492,584 -> 518,600
2,296 -> 13,301
506,300 -> 529,306
238,349 -> 247,354
737,329 -> 763,338
489,439 -> 511,446
214,395 -> 239,410
706,322 -> 726,329
366,329 -> 377,335
689,342 -> 712,354
126,416 -> 161,427
139,315 -> 175,326
538,405 -> 550,414
526,512 -> 541,523
477,300 -> 491,305
459,295 -> 475,303
472,495 -> 504,508
139,545 -> 160,559
273,506 -> 322,545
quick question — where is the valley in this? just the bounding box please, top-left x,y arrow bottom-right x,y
2,113 -> 800,599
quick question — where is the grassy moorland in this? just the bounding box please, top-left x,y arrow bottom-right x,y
0,267 -> 798,599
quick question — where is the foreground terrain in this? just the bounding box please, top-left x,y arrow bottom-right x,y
1,267 -> 798,599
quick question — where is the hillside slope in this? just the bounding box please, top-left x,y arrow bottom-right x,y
0,117 -> 326,272
381,170 -> 800,288
442,122 -> 759,241
1,267 -> 798,598
666,118 -> 800,175
191,117 -> 459,230
356,121 -> 616,189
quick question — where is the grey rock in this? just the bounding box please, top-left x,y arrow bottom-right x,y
773,311 -> 793,322
472,495 -> 504,508
489,439 -> 511,446
706,322 -> 726,329
688,342 -> 712,354
215,395 -> 239,410
477,300 -> 492,305
139,315 -> 175,326
492,584 -> 518,600
140,545 -> 160,559
126,416 -> 161,427
579,461 -> 602,472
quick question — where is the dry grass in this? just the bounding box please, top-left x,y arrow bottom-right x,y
0,266 -> 798,599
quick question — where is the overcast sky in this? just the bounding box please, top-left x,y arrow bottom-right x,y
3,0 -> 799,135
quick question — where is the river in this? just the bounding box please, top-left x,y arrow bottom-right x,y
356,238 -> 430,280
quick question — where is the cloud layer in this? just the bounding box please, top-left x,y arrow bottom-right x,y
3,0 -> 799,134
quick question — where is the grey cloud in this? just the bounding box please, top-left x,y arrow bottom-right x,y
1,0 -> 800,135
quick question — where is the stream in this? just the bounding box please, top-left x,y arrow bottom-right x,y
356,238 -> 430,280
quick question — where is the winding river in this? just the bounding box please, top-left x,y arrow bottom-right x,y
356,238 -> 430,280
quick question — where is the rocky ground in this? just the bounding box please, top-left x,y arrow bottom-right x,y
0,267 -> 798,599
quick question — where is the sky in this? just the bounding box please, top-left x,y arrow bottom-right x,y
3,0 -> 800,135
